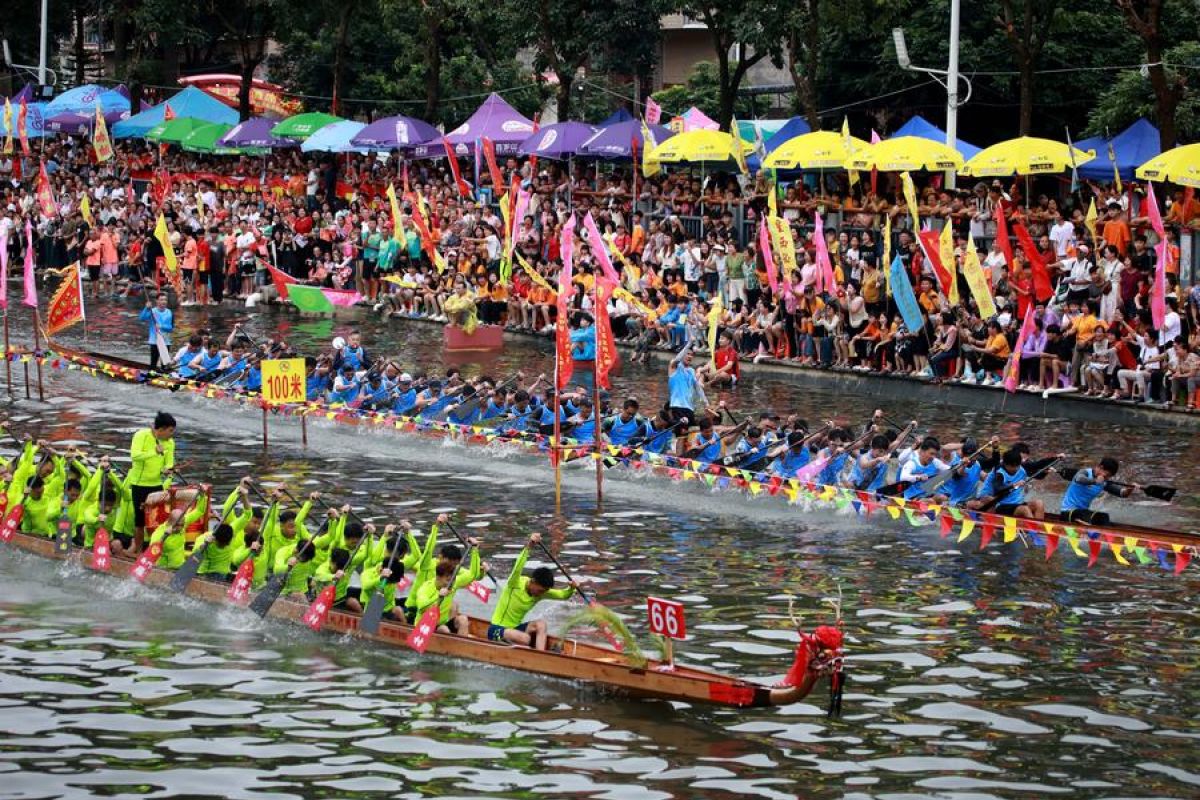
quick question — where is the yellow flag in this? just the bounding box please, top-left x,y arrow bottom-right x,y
154,212 -> 178,273
195,192 -> 205,218
882,214 -> 892,291
962,234 -> 997,319
80,194 -> 94,227
641,122 -> 660,177
731,117 -> 748,175
1084,198 -> 1098,245
843,117 -> 859,188
707,293 -> 724,366
1002,515 -> 1018,543
767,174 -> 778,217
901,171 -> 919,230
766,215 -> 798,280
939,222 -> 958,304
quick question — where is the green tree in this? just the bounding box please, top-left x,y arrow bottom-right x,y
995,0 -> 1061,135
1114,0 -> 1188,149
1089,41 -> 1200,142
651,61 -> 722,120
209,0 -> 278,119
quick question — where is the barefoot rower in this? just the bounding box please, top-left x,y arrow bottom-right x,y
487,532 -> 578,651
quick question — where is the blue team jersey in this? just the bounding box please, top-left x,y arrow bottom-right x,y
1060,468 -> 1105,513
607,415 -> 645,445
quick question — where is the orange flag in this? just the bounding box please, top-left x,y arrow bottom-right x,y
46,263 -> 86,336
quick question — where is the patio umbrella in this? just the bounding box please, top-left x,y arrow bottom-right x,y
763,130 -> 870,170
577,120 -> 674,159
302,120 -> 369,153
45,108 -> 129,134
845,135 -> 964,172
1135,143 -> 1200,187
350,114 -> 440,150
180,122 -> 235,153
271,112 -> 343,140
219,117 -> 298,148
145,117 -> 209,144
517,121 -> 599,160
960,136 -> 1095,177
648,129 -> 752,169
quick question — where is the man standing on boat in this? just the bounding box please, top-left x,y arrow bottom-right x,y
487,533 -> 578,651
666,343 -> 701,457
140,293 -> 175,372
127,412 -> 176,554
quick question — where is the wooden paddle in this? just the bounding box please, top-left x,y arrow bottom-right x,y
1056,466 -> 1176,502
360,525 -> 408,635
682,419 -> 748,461
444,519 -> 499,587
976,457 -> 1065,513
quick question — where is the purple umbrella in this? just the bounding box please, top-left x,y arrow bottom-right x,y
349,115 -> 441,150
577,120 -> 674,159
218,117 -> 298,148
413,93 -> 534,158
517,121 -> 598,160
45,109 -> 130,134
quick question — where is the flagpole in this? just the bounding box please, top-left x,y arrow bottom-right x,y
553,357 -> 562,513
31,310 -> 44,402
592,279 -> 603,506
2,311 -> 10,397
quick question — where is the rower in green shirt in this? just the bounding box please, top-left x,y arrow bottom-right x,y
147,494 -> 208,569
486,532 -> 577,650
357,522 -> 421,618
410,540 -> 485,636
16,449 -> 67,538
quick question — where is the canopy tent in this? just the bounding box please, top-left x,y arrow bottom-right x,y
1075,119 -> 1162,181
271,112 -> 343,140
517,121 -> 599,159
747,116 -> 812,172
349,114 -> 440,151
44,84 -> 130,118
680,106 -> 719,132
960,136 -> 1095,177
412,93 -> 534,158
302,120 -> 369,153
598,108 -> 633,127
112,86 -> 238,138
577,120 -> 674,159
891,115 -> 981,161
218,117 -> 298,148
0,102 -> 49,138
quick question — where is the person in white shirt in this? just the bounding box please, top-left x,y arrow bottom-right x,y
1048,211 -> 1076,257
1158,298 -> 1181,348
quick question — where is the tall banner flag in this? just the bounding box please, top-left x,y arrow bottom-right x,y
36,162 -> 57,218
594,278 -> 619,389
1,98 -> 11,154
46,263 -> 85,336
641,122 -> 660,177
80,195 -> 94,227
0,228 -> 8,310
645,97 -> 662,125
869,129 -> 881,195
706,293 -> 724,366
916,229 -> 950,296
1004,304 -> 1035,392
555,215 -> 577,391
1084,198 -> 1098,245
730,117 -> 748,175
882,213 -> 892,289
994,199 -> 1014,267
901,171 -> 920,230
583,212 -> 622,286
442,138 -> 471,198
888,253 -> 923,333
1013,222 -> 1052,302
766,216 -> 798,281
962,234 -> 997,319
153,212 -> 183,295
481,137 -> 503,195
759,219 -> 779,295
17,99 -> 30,156
938,222 -> 958,304
1146,182 -> 1168,329
93,103 -> 114,162
813,212 -> 836,294
386,184 -> 405,241
23,220 -> 38,308
842,117 -> 858,189
1107,139 -> 1123,193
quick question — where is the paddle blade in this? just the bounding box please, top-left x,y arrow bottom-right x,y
91,528 -> 112,571
302,585 -> 337,632
55,516 -> 72,554
228,558 -> 255,603
360,590 -> 388,636
170,543 -> 207,593
1144,485 -> 1176,502
0,505 -> 24,542
130,542 -> 163,583
406,605 -> 441,653
465,581 -> 491,603
249,572 -> 288,617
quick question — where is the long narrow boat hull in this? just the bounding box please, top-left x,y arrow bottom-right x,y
444,324 -> 504,351
1,531 -> 795,708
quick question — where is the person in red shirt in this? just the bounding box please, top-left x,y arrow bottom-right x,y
700,332 -> 741,386
195,235 -> 212,306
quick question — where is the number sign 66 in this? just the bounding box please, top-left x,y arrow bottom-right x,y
647,596 -> 687,640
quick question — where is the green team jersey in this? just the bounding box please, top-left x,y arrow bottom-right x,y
411,549 -> 482,625
490,546 -> 575,629
358,530 -> 422,610
147,496 -> 208,569
403,524 -> 441,612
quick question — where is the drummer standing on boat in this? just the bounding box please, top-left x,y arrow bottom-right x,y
127,412 -> 176,554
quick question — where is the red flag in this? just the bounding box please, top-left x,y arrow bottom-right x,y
1175,548 -> 1192,575
406,604 -> 441,653
1087,537 -> 1102,567
979,522 -> 995,550
1004,304 -> 1035,392
46,263 -> 86,336
0,505 -> 23,542
442,138 -> 471,198
131,542 -> 163,582
164,103 -> 176,121
1013,222 -> 1053,302
91,528 -> 112,571
916,230 -> 951,297
466,581 -> 491,602
17,98 -> 30,156
555,215 -> 577,391
402,161 -> 410,194
939,514 -> 953,538
36,162 -> 57,218
302,585 -> 337,631
262,260 -> 296,300
481,137 -> 504,195
228,558 -> 255,602
127,181 -> 137,206
594,278 -> 619,389
528,113 -> 541,176
1044,531 -> 1060,560
994,201 -> 1014,267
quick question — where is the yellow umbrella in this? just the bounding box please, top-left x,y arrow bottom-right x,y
845,135 -> 964,172
763,130 -> 871,170
648,129 -> 753,165
960,136 -> 1095,177
1135,143 -> 1200,187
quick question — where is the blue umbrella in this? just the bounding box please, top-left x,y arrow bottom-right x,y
302,120 -> 369,153
45,84 -> 131,117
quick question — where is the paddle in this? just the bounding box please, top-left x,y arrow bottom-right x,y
534,535 -> 622,651
976,456 -> 1065,513
406,544 -> 476,653
877,435 -> 995,498
682,419 -> 748,461
742,421 -> 834,469
360,524 -> 408,635
1056,466 -> 1176,502
169,482 -> 247,593
444,519 -> 498,587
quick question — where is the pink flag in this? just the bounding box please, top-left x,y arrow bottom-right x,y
645,97 -> 662,125
323,288 -> 363,308
813,212 -> 836,294
22,220 -> 37,308
1004,304 -> 1035,392
759,219 -> 779,295
0,230 -> 8,311
869,129 -> 881,194
795,454 -> 829,483
1146,183 -> 1167,329
583,212 -> 621,286
560,213 -> 576,288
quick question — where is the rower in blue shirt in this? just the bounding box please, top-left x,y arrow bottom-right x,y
603,399 -> 647,446
329,365 -> 360,405
942,438 -> 989,505
728,426 -> 770,470
687,416 -> 723,463
568,400 -> 597,444
640,413 -> 677,455
770,431 -> 813,478
1060,458 -> 1133,526
897,437 -> 951,501
977,449 -> 1045,520
357,373 -> 391,409
390,374 -> 418,415
847,434 -> 892,492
